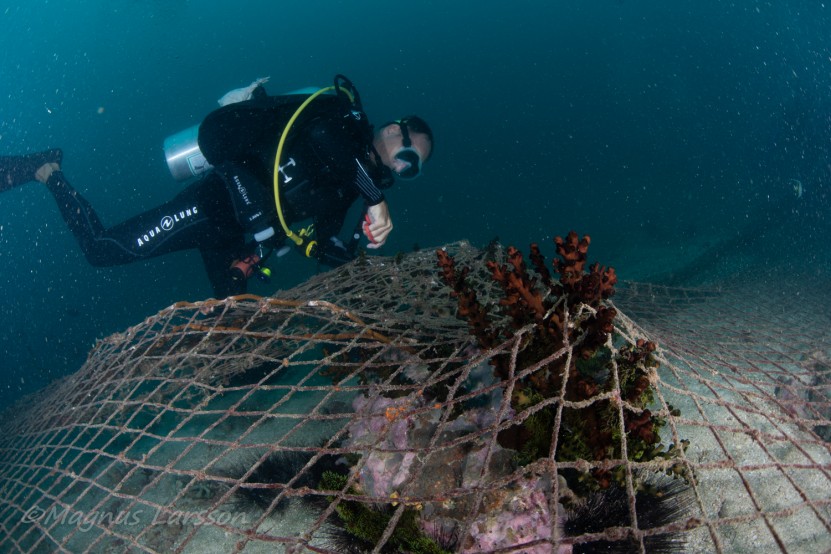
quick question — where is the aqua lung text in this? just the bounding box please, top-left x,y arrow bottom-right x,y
137,206 -> 199,247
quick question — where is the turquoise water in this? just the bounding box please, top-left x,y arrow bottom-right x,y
0,1 -> 828,408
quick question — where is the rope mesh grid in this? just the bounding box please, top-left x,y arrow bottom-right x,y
0,241 -> 827,553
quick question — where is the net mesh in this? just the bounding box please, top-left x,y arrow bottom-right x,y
0,240 -> 828,553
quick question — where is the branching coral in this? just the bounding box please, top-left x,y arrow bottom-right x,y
315,234 -> 686,551
436,232 -> 674,487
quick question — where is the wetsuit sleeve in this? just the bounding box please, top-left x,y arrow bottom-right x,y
353,158 -> 385,206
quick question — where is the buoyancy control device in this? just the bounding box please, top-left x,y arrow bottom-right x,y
163,78 -> 327,182
162,75 -> 365,262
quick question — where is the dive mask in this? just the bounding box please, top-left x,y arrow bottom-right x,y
393,147 -> 423,180
392,119 -> 423,180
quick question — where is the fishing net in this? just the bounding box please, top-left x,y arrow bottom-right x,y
0,238 -> 828,553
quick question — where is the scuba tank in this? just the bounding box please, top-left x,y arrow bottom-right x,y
162,82 -> 330,182
164,77 -> 270,181
164,125 -> 213,181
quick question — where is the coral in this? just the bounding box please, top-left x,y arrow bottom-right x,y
319,471 -> 456,554
329,360 -> 549,551
320,232 -> 687,552
342,361 -> 511,501
436,249 -> 498,348
613,339 -> 663,456
437,233 -> 619,464
344,393 -> 423,498
461,474 -> 556,554
333,391 -> 554,553
436,232 -> 677,488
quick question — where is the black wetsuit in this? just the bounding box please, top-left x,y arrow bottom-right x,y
39,90 -> 393,298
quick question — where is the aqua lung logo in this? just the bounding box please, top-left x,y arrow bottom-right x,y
234,175 -> 252,206
137,206 -> 198,247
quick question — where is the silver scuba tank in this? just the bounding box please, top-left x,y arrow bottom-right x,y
164,124 -> 212,182
164,78 -> 276,182
162,81 -> 325,182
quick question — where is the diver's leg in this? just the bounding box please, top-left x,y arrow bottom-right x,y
0,149 -> 63,191
43,169 -> 242,268
42,170 -> 112,264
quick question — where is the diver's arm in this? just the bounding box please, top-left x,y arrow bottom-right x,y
310,115 -> 394,247
352,158 -> 386,206
351,159 -> 395,247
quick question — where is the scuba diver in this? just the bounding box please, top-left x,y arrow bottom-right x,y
0,75 -> 433,298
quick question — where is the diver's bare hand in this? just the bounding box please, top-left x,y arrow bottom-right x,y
364,201 -> 393,249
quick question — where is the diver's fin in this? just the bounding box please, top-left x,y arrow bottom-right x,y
0,148 -> 63,191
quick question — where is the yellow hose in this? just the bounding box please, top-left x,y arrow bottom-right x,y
272,85 -> 354,248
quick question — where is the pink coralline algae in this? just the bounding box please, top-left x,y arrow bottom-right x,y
344,361 -> 508,500
341,362 -> 568,552
344,393 -> 425,498
461,475 -> 562,554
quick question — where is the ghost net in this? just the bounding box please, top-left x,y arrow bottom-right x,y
0,238 -> 828,553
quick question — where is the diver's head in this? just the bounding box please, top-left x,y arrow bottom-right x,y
374,116 -> 433,180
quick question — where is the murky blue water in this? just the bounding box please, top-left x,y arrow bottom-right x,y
1,1 -> 828,408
